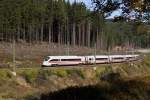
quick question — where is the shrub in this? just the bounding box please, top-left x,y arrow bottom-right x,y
142,55 -> 150,67
38,69 -> 68,78
95,67 -> 106,77
0,70 -> 12,80
54,69 -> 68,77
20,69 -> 39,84
38,69 -> 50,80
67,69 -> 85,79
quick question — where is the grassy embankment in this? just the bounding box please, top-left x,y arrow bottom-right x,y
1,43 -> 150,100
0,66 -> 108,100
39,55 -> 150,100
0,54 -> 150,100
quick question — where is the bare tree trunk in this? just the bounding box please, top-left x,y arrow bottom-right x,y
10,32 -> 12,42
3,32 -> 7,42
3,28 -> 5,42
3,31 -> 5,41
36,28 -> 39,43
64,23 -> 67,44
96,28 -> 100,49
58,24 -> 61,55
67,24 -> 70,44
4,31 -> 6,42
17,26 -> 20,42
29,25 -> 32,45
87,22 -> 91,47
92,30 -> 96,47
48,25 -> 51,44
12,34 -> 16,74
78,24 -> 81,47
60,25 -> 63,44
0,32 -> 3,41
8,32 -> 11,42
58,24 -> 61,45
23,28 -> 26,42
51,26 -> 53,43
82,23 -> 85,46
64,22 -> 68,44
72,23 -> 76,46
100,30 -> 105,50
40,24 -> 44,43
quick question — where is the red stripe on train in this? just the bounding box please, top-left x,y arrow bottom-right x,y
49,61 -> 82,64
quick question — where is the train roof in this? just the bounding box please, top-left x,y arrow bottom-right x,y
46,54 -> 139,59
109,55 -> 139,57
88,54 -> 139,57
47,56 -> 83,59
87,55 -> 108,58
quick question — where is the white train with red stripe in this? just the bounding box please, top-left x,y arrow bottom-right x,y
42,55 -> 141,67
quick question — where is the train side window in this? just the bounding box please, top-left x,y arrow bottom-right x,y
96,58 -> 108,60
51,59 -> 59,61
112,57 -> 123,60
61,59 -> 68,61
127,57 -> 133,59
61,59 -> 81,61
44,57 -> 50,61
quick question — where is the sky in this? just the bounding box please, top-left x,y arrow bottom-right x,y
68,0 -> 121,19
69,0 -> 92,8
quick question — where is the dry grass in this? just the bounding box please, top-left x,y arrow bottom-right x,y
0,42 -> 97,68
0,41 -> 136,68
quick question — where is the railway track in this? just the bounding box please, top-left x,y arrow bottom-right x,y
41,58 -> 143,68
0,59 -> 142,70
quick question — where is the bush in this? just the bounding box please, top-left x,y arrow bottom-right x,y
0,70 -> 12,80
20,69 -> 39,84
67,69 -> 85,79
142,55 -> 150,67
38,69 -> 50,80
54,69 -> 68,77
95,67 -> 106,77
38,69 -> 69,78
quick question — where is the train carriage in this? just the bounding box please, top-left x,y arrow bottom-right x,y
95,55 -> 110,64
42,56 -> 84,67
42,54 -> 141,67
110,55 -> 126,63
125,55 -> 139,61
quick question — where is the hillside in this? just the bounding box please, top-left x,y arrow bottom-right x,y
0,55 -> 150,100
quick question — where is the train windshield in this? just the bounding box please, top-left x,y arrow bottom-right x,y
44,57 -> 50,61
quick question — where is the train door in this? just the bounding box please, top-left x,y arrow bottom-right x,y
88,56 -> 95,64
108,56 -> 112,63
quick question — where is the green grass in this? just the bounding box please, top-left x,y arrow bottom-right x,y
38,68 -> 69,78
2,56 -> 150,100
18,69 -> 39,84
66,69 -> 85,79
141,55 -> 150,67
0,69 -> 13,81
95,67 -> 107,77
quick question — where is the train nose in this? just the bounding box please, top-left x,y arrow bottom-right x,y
42,61 -> 49,66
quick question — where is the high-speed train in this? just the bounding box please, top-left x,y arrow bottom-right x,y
42,55 -> 141,67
